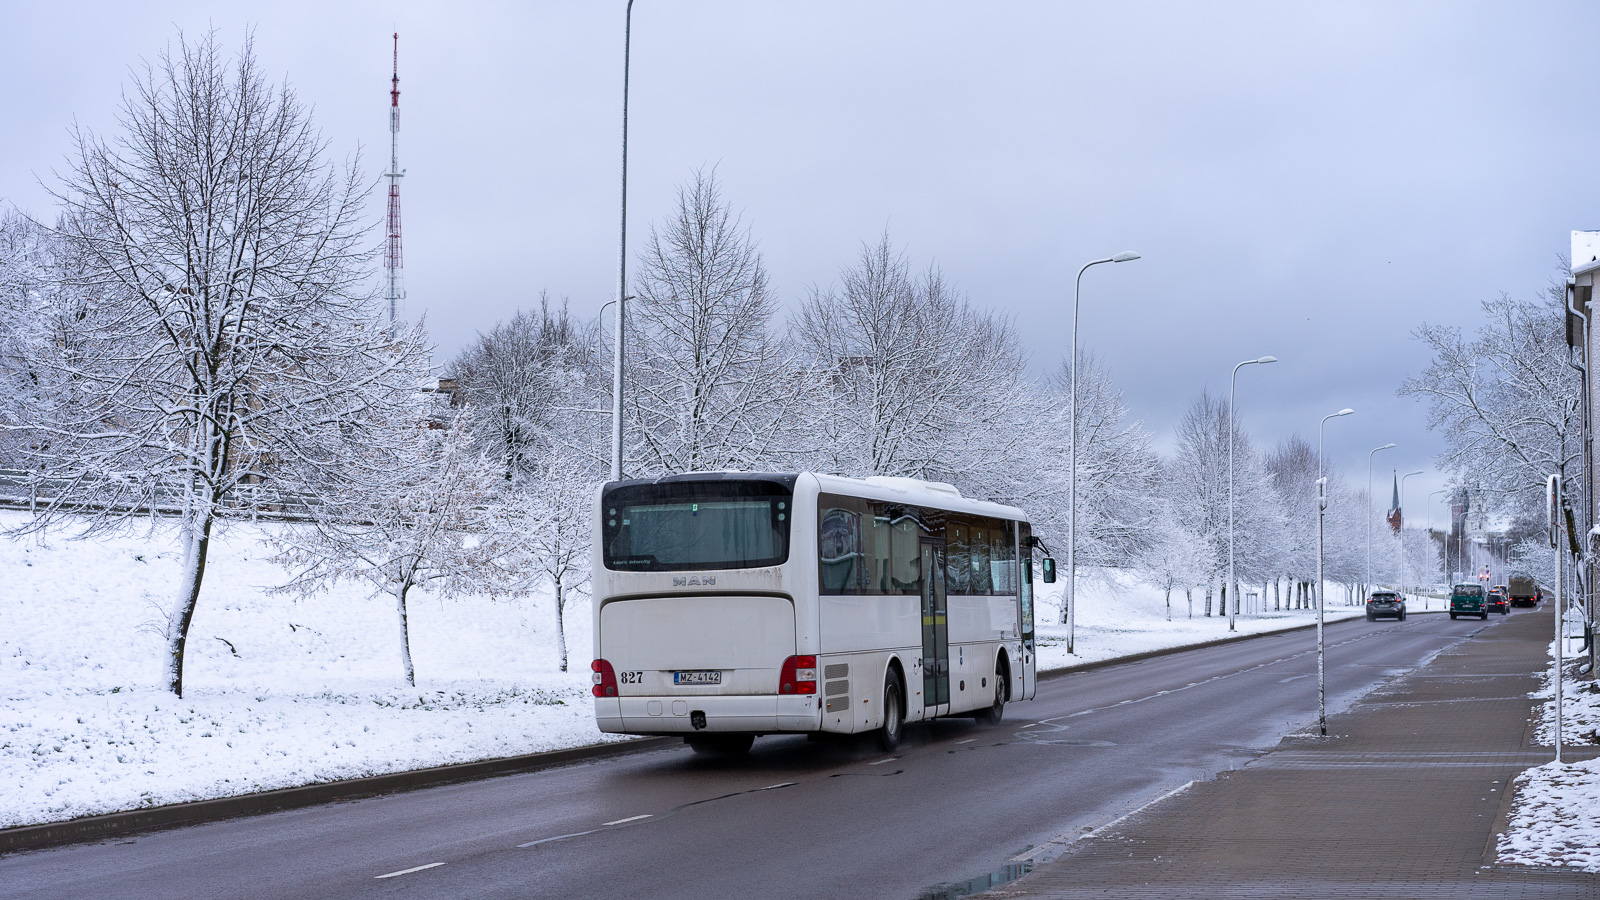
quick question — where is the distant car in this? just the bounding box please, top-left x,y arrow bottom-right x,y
1367,590 -> 1406,621
1487,588 -> 1510,615
1450,583 -> 1488,620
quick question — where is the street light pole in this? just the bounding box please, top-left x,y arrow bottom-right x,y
610,0 -> 637,483
1367,443 -> 1396,598
1228,355 -> 1277,632
1066,251 -> 1140,654
1316,408 -> 1352,737
1317,474 -> 1329,735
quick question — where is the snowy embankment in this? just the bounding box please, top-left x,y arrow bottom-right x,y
2,511 -> 1357,829
1498,636 -> 1600,872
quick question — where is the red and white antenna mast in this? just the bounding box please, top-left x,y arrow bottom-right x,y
384,32 -> 405,334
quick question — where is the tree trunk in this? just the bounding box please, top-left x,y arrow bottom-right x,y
1205,584 -> 1213,617
165,511 -> 215,698
1165,586 -> 1172,622
395,581 -> 416,687
554,575 -> 568,673
1186,587 -> 1193,618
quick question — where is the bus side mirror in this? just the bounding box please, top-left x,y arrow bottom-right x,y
1042,558 -> 1056,583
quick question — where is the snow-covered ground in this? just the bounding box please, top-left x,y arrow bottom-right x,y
1498,635 -> 1600,872
1,510 -> 1358,829
1030,572 -> 1367,672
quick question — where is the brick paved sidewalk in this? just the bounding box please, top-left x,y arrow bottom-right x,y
983,610 -> 1600,899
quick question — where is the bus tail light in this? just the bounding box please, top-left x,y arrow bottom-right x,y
591,659 -> 618,697
780,655 -> 817,695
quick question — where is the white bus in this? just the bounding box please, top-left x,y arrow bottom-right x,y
590,472 -> 1046,754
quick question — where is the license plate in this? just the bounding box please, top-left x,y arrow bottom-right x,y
674,670 -> 722,685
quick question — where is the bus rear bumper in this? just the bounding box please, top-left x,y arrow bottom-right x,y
595,695 -> 821,735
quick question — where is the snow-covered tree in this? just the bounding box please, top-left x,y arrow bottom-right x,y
794,234 -> 1027,488
2,31 -> 424,697
273,413 -> 497,687
0,212 -> 56,470
626,169 -> 806,475
1026,352 -> 1159,582
450,295 -> 601,481
1167,392 -> 1279,617
1400,288 -> 1581,525
1265,435 -> 1319,606
1142,500 -> 1210,621
479,454 -> 597,672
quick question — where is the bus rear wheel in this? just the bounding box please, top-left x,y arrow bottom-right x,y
877,671 -> 904,752
978,670 -> 1005,726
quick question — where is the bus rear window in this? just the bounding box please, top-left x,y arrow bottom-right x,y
602,479 -> 792,571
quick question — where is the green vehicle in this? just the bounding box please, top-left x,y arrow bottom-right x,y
1450,583 -> 1488,620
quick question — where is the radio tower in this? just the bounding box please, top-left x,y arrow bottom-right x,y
383,32 -> 404,335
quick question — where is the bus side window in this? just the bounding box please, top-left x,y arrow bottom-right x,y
1018,523 -> 1035,640
946,518 -> 972,594
819,506 -> 862,594
890,510 -> 922,593
871,505 -> 893,594
993,521 -> 1016,593
970,523 -> 993,594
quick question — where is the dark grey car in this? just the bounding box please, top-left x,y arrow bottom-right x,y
1366,591 -> 1406,621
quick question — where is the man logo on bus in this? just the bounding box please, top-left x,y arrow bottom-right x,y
673,575 -> 716,586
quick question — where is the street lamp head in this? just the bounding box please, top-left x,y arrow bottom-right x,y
1378,442 -> 1396,450
1256,355 -> 1278,364
1110,251 -> 1141,263
1406,470 -> 1424,477
1337,408 -> 1354,417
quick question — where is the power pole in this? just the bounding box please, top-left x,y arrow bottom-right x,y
384,32 -> 405,336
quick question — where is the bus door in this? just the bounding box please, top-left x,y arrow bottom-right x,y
919,539 -> 950,709
1018,524 -> 1037,700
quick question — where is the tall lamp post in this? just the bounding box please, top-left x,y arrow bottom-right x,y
1065,251 -> 1140,654
610,0 -> 637,483
1228,355 -> 1277,631
1366,443 -> 1396,598
1317,408 -> 1353,737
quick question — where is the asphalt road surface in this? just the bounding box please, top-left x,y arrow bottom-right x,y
1,612 -> 1503,900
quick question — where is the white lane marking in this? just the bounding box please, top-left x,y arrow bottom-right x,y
761,782 -> 797,790
517,830 -> 596,848
375,862 -> 444,879
956,738 -> 977,744
1021,723 -> 1038,728
868,756 -> 900,765
1010,781 -> 1196,864
1280,674 -> 1310,683
602,814 -> 653,826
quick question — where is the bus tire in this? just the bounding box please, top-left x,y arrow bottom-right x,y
877,670 -> 904,752
978,668 -> 1005,726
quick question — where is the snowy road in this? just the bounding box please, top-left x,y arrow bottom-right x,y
0,614 -> 1482,900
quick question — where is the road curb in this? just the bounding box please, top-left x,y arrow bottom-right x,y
0,610 -> 1410,855
0,736 -> 675,855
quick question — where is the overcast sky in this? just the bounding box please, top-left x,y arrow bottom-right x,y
6,1 -> 1597,517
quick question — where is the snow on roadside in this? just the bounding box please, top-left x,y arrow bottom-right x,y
0,510 -> 618,829
2,509 -> 1365,829
1496,633 -> 1600,871
1527,636 -> 1600,747
1499,758 -> 1600,872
